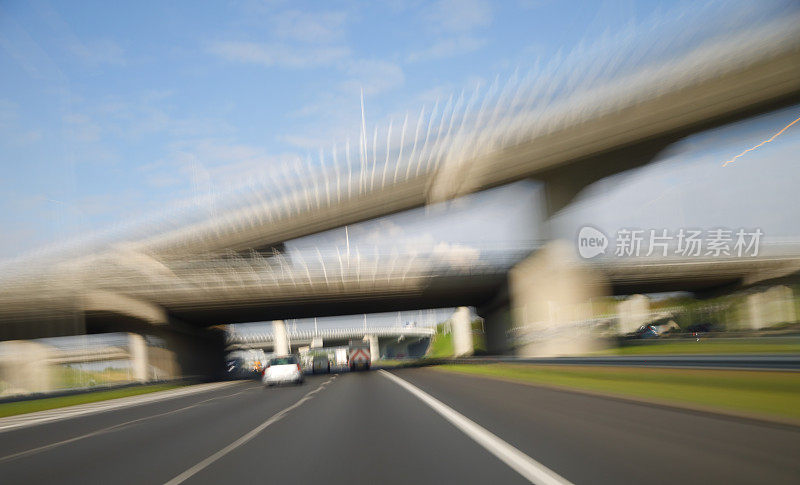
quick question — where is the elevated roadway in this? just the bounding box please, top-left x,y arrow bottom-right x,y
2,246 -> 800,332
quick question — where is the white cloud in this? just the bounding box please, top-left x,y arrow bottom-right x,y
270,10 -> 348,43
63,113 -> 101,142
407,36 -> 486,62
68,39 -> 125,66
0,99 -> 18,127
517,0 -> 551,9
424,0 -> 492,33
342,59 -> 405,95
208,40 -> 350,68
142,137 -> 303,193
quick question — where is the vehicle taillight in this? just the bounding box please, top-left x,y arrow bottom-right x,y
296,364 -> 301,372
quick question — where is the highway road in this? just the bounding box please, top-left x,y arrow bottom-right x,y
0,369 -> 798,484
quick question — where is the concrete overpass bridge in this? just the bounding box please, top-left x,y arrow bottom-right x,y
227,326 -> 436,360
2,242 -> 799,352
0,8 -> 798,373
4,242 -> 797,327
0,333 -> 171,395
0,10 -> 795,271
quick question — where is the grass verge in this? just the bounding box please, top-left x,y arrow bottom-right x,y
0,383 -> 185,419
436,363 -> 800,423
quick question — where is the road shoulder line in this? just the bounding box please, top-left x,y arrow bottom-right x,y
379,369 -> 572,485
0,381 -> 240,433
431,366 -> 800,430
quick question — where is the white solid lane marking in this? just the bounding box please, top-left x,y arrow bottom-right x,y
163,377 -> 335,485
379,370 -> 573,485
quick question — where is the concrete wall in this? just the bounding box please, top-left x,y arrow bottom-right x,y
148,345 -> 178,380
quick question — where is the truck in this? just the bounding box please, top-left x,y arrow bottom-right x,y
334,348 -> 348,368
311,354 -> 330,374
347,340 -> 371,371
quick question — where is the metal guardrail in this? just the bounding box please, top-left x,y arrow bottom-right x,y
453,355 -> 800,371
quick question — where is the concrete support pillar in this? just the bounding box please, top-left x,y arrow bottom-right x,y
128,333 -> 149,382
147,345 -> 178,380
452,306 -> 474,357
510,241 -> 609,357
747,285 -> 797,330
365,335 -> 380,361
272,320 -> 290,355
617,294 -> 651,335
0,341 -> 53,395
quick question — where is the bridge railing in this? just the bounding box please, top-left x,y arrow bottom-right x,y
227,326 -> 435,345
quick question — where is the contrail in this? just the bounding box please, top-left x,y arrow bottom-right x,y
723,114 -> 800,166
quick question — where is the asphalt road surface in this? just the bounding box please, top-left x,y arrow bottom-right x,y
0,369 -> 798,484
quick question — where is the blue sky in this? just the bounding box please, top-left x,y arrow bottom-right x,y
1,0 -> 799,260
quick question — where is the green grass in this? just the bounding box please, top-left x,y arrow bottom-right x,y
437,363 -> 800,422
0,383 -> 185,418
427,329 -> 454,358
53,366 -> 132,388
426,319 -> 486,358
593,338 -> 800,356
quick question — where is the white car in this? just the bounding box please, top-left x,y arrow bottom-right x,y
263,355 -> 304,386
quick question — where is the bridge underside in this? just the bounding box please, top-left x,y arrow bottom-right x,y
167,286 -> 502,326
129,273 -> 507,327
0,264 -> 787,338
610,276 -> 745,297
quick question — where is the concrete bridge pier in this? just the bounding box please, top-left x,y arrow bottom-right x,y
272,320 -> 290,355
617,294 -> 651,335
745,285 -> 797,330
510,241 -> 609,357
128,333 -> 149,382
452,307 -> 474,357
365,334 -> 380,361
0,340 -> 53,395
